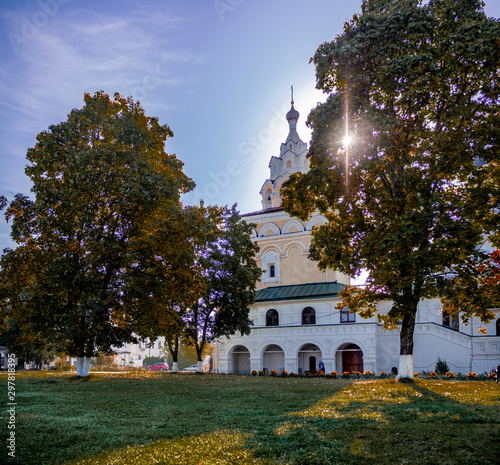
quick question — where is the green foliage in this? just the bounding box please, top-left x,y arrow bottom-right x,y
127,200 -> 260,366
54,360 -> 74,371
142,356 -> 165,367
0,319 -> 59,367
434,357 -> 450,375
177,203 -> 261,362
0,91 -> 194,360
92,354 -> 115,368
281,0 -> 500,361
175,342 -> 204,369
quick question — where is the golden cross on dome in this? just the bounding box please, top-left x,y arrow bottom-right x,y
291,85 -> 294,105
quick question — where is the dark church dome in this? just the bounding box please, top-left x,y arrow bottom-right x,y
286,105 -> 299,122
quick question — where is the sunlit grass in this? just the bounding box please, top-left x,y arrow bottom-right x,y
69,430 -> 254,465
1,372 -> 499,464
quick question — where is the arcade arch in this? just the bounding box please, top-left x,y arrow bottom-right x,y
298,343 -> 322,373
230,345 -> 250,374
336,343 -> 364,373
262,344 -> 285,374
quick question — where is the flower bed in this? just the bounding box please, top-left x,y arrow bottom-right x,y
242,369 -> 497,381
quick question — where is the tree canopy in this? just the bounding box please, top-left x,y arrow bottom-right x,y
181,204 -> 261,369
0,91 -> 194,376
282,0 -> 499,378
132,203 -> 261,371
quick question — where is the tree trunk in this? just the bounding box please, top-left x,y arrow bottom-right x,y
397,311 -> 416,379
195,341 -> 203,373
168,337 -> 179,373
76,356 -> 91,377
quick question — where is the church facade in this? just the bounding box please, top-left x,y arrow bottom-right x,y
214,101 -> 500,376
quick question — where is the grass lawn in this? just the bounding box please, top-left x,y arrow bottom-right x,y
1,371 -> 499,465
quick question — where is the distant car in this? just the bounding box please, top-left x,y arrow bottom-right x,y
147,363 -> 169,371
182,364 -> 198,372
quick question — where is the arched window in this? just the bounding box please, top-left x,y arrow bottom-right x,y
302,307 -> 316,325
268,264 -> 275,278
496,318 -> 500,336
442,311 -> 459,330
266,309 -> 279,326
286,160 -> 292,168
263,188 -> 272,209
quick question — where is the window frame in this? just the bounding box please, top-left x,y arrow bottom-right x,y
268,264 -> 275,278
266,309 -> 279,327
340,308 -> 356,323
301,306 -> 316,325
442,311 -> 459,330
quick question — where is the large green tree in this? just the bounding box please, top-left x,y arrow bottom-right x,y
0,319 -> 59,369
122,202 -> 260,373
0,92 -> 193,376
282,0 -> 499,378
182,204 -> 261,372
126,205 -> 208,373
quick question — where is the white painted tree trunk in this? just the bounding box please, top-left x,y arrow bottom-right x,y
76,357 -> 92,377
172,362 -> 179,373
197,360 -> 203,373
396,354 -> 414,379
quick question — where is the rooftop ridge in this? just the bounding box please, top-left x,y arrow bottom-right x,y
255,281 -> 345,302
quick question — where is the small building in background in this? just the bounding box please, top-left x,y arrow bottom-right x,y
113,337 -> 167,368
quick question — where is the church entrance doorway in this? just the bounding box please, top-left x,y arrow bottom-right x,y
231,345 -> 250,374
338,343 -> 363,373
298,343 -> 322,374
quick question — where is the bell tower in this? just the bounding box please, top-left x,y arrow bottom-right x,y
259,87 -> 309,209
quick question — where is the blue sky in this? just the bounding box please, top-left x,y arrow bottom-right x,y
1,0 -> 499,253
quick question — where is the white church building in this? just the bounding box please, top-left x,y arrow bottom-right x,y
215,100 -> 500,376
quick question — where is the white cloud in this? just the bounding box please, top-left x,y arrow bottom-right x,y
2,6 -> 206,124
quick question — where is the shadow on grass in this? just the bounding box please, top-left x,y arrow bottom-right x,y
262,380 -> 500,465
8,374 -> 500,465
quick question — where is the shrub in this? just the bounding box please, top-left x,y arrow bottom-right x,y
429,372 -> 438,378
379,372 -> 388,379
363,371 -> 374,378
329,371 -> 338,379
281,370 -> 287,378
54,360 -> 72,371
435,357 -> 450,375
468,372 -> 478,380
258,370 -> 265,377
445,372 -> 456,379
289,372 -> 297,378
342,371 -> 350,379
413,372 -> 419,378
317,370 -> 325,378
487,371 -> 496,380
270,369 -> 277,377
251,370 -> 257,376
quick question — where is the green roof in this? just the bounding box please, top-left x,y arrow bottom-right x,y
255,282 -> 345,302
